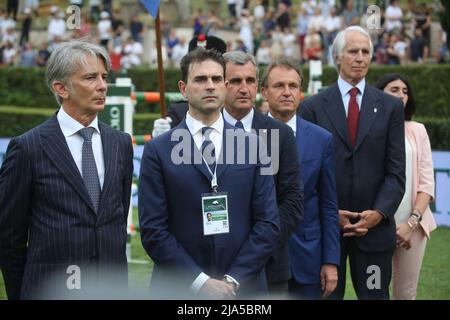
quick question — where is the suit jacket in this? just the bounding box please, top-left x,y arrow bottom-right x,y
0,115 -> 134,299
251,110 -> 303,283
289,117 -> 340,284
405,121 -> 436,238
299,83 -> 405,252
138,120 -> 280,298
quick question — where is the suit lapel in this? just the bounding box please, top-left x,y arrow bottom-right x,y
296,117 -> 310,163
322,83 -> 353,150
97,123 -> 117,213
173,121 -> 211,181
40,115 -> 96,213
354,85 -> 380,151
215,121 -> 233,181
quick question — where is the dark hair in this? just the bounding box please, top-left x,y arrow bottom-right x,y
374,73 -> 416,121
260,57 -> 303,88
180,47 -> 226,83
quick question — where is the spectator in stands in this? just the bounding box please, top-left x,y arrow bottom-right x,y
385,0 -> 403,33
90,0 -> 101,23
296,8 -> 309,63
121,37 -> 144,69
130,14 -> 144,43
275,2 -> 290,31
7,0 -> 18,21
256,39 -> 272,66
304,28 -> 322,62
36,41 -> 50,67
375,73 -> 436,300
47,9 -> 66,43
98,11 -> 112,49
341,0 -> 359,27
19,7 -> 32,46
2,40 -> 16,65
413,3 -> 431,48
111,8 -> 124,49
410,28 -> 428,63
19,42 -> 36,67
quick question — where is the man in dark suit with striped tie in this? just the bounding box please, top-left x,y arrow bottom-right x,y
0,40 -> 134,299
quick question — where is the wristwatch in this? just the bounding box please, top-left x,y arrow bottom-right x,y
410,212 -> 422,222
223,275 -> 240,290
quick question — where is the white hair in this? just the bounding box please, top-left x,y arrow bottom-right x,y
331,26 -> 373,71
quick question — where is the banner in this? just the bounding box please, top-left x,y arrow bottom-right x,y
1,139 -> 449,226
139,0 -> 160,18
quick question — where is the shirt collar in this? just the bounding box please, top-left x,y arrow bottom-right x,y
222,108 -> 254,132
268,112 -> 297,135
57,107 -> 100,137
338,76 -> 365,98
185,111 -> 224,136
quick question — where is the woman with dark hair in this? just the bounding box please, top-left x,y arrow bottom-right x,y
375,73 -> 436,300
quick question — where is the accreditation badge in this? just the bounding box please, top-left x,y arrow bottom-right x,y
201,193 -> 229,235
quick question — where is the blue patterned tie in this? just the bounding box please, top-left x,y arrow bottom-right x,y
201,127 -> 216,173
235,120 -> 244,130
78,127 -> 101,213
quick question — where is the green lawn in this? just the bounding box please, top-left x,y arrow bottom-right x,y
1,210 -> 449,300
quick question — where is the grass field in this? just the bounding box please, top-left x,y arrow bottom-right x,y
1,210 -> 449,300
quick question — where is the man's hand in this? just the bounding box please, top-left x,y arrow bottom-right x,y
343,210 -> 382,237
152,117 -> 172,138
339,210 -> 368,237
199,278 -> 236,300
320,264 -> 338,298
396,223 -> 412,249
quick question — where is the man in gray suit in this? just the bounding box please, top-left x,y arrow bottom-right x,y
0,40 -> 134,299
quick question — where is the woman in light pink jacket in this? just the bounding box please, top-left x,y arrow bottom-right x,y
375,74 -> 436,300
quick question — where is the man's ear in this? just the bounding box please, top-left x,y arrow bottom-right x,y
178,80 -> 187,99
52,81 -> 69,100
261,86 -> 267,101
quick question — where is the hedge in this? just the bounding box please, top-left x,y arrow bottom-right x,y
1,65 -> 449,117
0,107 -> 159,137
1,107 -> 449,150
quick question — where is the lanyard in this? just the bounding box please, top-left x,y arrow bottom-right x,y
203,154 -> 218,193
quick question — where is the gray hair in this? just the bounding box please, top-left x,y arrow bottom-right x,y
331,26 -> 373,71
223,51 -> 259,79
260,57 -> 303,88
45,39 -> 111,104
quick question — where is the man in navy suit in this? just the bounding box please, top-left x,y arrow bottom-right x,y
222,51 -> 303,297
261,58 -> 340,299
138,48 -> 279,299
0,40 -> 134,299
299,26 -> 405,299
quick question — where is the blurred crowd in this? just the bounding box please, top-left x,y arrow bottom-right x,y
0,0 -> 448,69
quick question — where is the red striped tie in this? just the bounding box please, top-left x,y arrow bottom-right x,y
348,87 -> 360,148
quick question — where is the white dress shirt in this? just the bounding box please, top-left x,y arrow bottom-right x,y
185,111 -> 224,159
222,108 -> 254,133
337,76 -> 365,117
268,112 -> 297,136
57,107 -> 105,189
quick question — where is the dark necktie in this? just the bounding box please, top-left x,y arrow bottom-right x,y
78,127 -> 101,213
348,87 -> 360,148
235,120 -> 244,130
201,127 -> 216,173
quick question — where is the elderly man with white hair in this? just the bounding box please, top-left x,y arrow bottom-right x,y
299,26 -> 406,300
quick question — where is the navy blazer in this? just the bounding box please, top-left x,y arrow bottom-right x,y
0,115 -> 134,299
251,111 -> 303,283
299,83 -> 405,252
289,117 -> 340,284
138,120 -> 280,298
